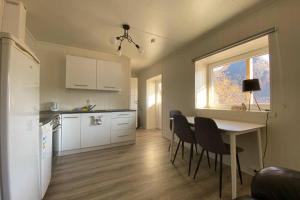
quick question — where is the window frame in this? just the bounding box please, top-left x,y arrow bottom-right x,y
207,47 -> 270,110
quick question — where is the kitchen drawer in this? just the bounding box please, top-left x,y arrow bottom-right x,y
111,129 -> 135,143
111,117 -> 135,130
111,112 -> 135,119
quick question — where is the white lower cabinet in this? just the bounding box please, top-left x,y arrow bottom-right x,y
61,114 -> 81,151
81,113 -> 111,148
111,129 -> 136,143
60,112 -> 136,154
111,112 -> 136,144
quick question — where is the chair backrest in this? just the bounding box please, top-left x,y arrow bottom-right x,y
169,110 -> 182,131
173,114 -> 195,143
194,117 -> 227,154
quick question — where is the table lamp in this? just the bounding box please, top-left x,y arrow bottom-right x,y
242,79 -> 261,111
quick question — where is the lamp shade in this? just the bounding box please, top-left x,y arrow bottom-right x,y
242,79 -> 261,92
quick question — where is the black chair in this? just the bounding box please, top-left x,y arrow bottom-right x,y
235,166 -> 300,200
169,110 -> 199,158
172,114 -> 197,176
169,110 -> 183,156
193,117 -> 244,198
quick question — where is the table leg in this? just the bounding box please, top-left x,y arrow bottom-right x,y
170,123 -> 175,161
230,134 -> 237,199
257,128 -> 264,169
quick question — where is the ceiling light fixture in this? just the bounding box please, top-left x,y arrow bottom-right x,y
111,24 -> 143,56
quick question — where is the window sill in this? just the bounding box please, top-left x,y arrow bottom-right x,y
196,107 -> 269,113
195,108 -> 269,124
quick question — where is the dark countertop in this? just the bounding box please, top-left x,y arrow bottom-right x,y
39,114 -> 59,126
40,109 -> 136,115
39,109 -> 136,125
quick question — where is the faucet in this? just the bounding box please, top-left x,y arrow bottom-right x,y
87,104 -> 96,111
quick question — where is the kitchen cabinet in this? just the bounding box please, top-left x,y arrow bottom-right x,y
80,113 -> 111,148
97,60 -> 122,91
59,111 -> 136,155
61,114 -> 81,151
2,1 -> 27,41
111,112 -> 136,143
66,55 -> 97,89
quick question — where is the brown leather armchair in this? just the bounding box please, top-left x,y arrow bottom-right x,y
235,166 -> 300,200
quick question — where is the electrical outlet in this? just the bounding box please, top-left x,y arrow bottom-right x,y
268,111 -> 277,119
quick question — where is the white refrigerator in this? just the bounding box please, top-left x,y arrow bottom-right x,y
0,32 -> 41,200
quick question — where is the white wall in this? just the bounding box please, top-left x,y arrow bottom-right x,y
24,31 -> 131,111
0,0 -> 4,198
137,0 -> 300,173
34,41 -> 131,111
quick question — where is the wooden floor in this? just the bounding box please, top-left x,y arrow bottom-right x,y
44,129 -> 252,200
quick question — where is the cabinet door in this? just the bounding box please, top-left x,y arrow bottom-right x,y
66,55 -> 97,89
80,113 -> 111,148
97,60 -> 122,91
61,114 -> 81,151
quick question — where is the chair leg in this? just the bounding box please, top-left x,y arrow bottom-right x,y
236,154 -> 243,185
182,142 -> 184,159
188,143 -> 193,176
219,154 -> 223,198
172,140 -> 181,164
214,153 -> 218,172
206,150 -> 211,168
195,144 -> 199,155
168,143 -> 171,152
193,148 -> 205,179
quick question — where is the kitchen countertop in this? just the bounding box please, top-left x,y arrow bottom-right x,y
39,109 -> 135,125
39,114 -> 59,126
40,109 -> 136,115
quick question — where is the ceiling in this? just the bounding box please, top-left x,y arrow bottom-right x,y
22,0 -> 269,71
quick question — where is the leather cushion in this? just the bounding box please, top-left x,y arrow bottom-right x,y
234,196 -> 257,200
251,167 -> 300,200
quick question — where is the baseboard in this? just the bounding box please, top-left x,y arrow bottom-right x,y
54,140 -> 136,156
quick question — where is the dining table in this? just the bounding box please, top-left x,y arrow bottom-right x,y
169,116 -> 266,199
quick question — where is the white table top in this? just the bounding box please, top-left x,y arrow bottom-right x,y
185,116 -> 265,132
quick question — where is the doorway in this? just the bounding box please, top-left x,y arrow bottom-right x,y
130,77 -> 138,128
146,75 -> 162,130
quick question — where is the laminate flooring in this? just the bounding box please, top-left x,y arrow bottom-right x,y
44,129 -> 252,200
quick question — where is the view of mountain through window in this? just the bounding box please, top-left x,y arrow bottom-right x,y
252,54 -> 270,104
210,54 -> 270,108
211,60 -> 247,106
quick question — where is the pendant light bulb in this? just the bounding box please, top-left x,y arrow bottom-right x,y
138,46 -> 144,54
110,37 -> 118,46
118,45 -> 122,56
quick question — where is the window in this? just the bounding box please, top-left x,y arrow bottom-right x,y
210,60 -> 247,107
195,36 -> 270,111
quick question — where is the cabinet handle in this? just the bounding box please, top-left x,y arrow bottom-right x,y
118,114 -> 130,116
74,84 -> 88,87
63,116 -> 79,119
118,123 -> 128,125
118,134 -> 129,137
104,86 -> 115,89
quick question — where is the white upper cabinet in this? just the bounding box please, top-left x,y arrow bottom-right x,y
3,1 -> 27,41
66,55 -> 97,90
97,60 -> 122,91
